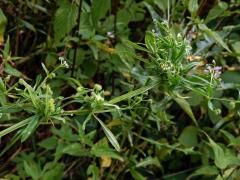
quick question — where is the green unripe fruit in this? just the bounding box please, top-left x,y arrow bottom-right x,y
18,78 -> 26,85
49,73 -> 56,79
77,86 -> 84,92
229,101 -> 235,109
94,84 -> 102,91
214,108 -> 221,115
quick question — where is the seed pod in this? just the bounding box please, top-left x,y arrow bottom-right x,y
49,98 -> 55,113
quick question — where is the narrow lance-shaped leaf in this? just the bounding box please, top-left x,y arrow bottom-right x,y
205,2 -> 228,23
174,97 -> 198,126
93,114 -> 121,152
188,0 -> 199,17
0,9 -> 7,44
21,115 -> 40,142
198,24 -> 231,52
0,116 -> 33,138
145,32 -> 156,53
109,82 -> 159,104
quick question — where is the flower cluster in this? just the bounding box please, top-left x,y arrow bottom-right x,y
59,56 -> 69,68
204,65 -> 222,79
76,84 -> 105,109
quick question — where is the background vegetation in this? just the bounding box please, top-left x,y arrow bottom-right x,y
0,0 -> 240,179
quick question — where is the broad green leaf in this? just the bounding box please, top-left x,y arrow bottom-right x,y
62,143 -> 90,157
4,63 -> 22,77
79,12 -> 95,39
188,92 -> 203,106
205,2 -> 228,23
91,0 -> 110,28
205,134 -> 226,169
42,163 -> 64,180
52,125 -> 79,142
24,161 -> 41,180
220,167 -> 238,179
188,166 -> 219,179
205,133 -> 240,169
230,137 -> 240,147
91,144 -> 123,161
179,126 -> 198,147
82,59 -> 97,78
53,0 -> 78,42
222,71 -> 240,83
93,114 -> 120,152
38,136 -> 58,150
174,97 -> 198,126
188,0 -> 198,17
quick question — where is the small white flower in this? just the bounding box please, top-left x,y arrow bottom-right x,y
162,20 -> 168,26
107,31 -> 115,38
177,33 -> 182,39
59,56 -> 64,62
59,57 -> 69,68
95,94 -> 104,102
63,60 -> 69,68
